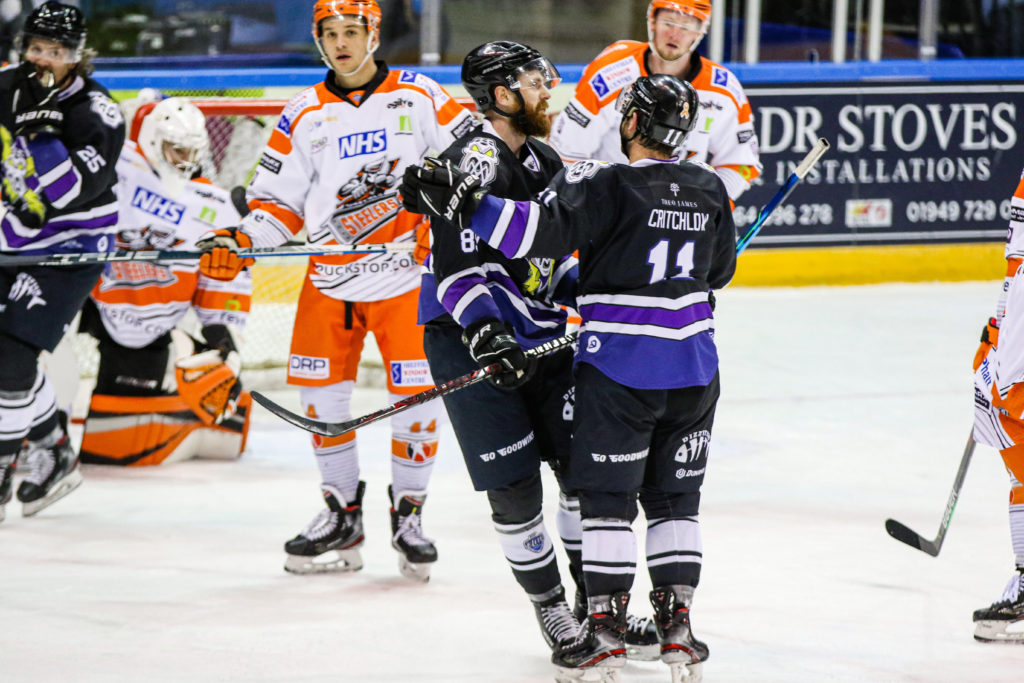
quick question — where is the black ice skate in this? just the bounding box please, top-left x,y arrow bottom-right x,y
532,586 -> 580,650
284,481 -> 365,574
0,454 -> 16,523
650,585 -> 710,683
574,587 -> 659,660
973,568 -> 1024,643
16,424 -> 82,517
388,486 -> 437,582
552,592 -> 629,683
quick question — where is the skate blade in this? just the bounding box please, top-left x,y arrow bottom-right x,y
669,661 -> 703,683
284,548 -> 363,574
397,556 -> 432,582
625,642 -> 660,661
553,663 -> 622,683
21,468 -> 82,517
974,619 -> 1024,643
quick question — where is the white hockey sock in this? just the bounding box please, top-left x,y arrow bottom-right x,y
0,370 -> 46,454
581,517 -> 636,597
1009,474 -> 1024,567
389,394 -> 439,496
646,515 -> 703,586
301,383 -> 361,502
495,511 -> 558,572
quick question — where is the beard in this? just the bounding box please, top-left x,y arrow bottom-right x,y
515,101 -> 551,138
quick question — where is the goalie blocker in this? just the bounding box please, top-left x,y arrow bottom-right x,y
79,308 -> 251,466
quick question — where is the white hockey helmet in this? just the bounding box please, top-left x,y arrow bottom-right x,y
138,97 -> 210,185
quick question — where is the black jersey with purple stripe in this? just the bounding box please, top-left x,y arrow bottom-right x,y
466,157 -> 737,389
0,65 -> 124,253
418,122 -> 578,349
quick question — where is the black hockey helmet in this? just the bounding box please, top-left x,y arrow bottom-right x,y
462,41 -> 560,114
617,74 -> 699,148
16,2 -> 87,62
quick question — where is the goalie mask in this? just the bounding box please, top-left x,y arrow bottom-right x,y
138,97 -> 210,189
647,0 -> 712,59
312,0 -> 382,77
618,74 -> 699,153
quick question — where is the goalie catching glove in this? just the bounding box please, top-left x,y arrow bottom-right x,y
462,318 -> 534,389
175,347 -> 242,425
399,157 -> 489,228
196,227 -> 255,281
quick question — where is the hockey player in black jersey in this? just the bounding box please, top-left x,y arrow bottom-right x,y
0,3 -> 125,522
402,73 -> 736,683
416,40 -> 584,652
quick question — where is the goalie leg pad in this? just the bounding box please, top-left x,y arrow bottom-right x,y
81,392 -> 248,466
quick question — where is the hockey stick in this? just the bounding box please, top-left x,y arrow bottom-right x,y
735,137 -> 830,254
884,434 -> 976,556
251,332 -> 577,437
0,242 -> 416,267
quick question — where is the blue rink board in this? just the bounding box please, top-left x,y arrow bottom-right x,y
94,58 -> 1024,91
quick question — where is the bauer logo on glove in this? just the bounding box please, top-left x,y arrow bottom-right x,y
399,157 -> 488,228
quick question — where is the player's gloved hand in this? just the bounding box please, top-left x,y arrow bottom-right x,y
196,227 -> 255,281
399,157 -> 488,228
462,318 -> 534,389
973,317 -> 1000,371
12,62 -> 64,137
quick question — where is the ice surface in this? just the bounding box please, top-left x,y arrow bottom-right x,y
2,282 -> 1021,682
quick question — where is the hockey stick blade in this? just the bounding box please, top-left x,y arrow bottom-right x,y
736,137 -> 830,254
884,518 -> 939,556
883,435 -> 975,557
0,242 -> 415,267
252,332 -> 578,437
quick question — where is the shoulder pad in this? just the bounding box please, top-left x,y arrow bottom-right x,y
277,87 -> 321,137
395,70 -> 453,109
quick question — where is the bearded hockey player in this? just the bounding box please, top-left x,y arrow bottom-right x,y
77,97 -> 252,467
196,0 -> 474,581
0,2 -> 124,522
971,167 -> 1024,644
549,0 -> 761,201
402,74 -> 736,683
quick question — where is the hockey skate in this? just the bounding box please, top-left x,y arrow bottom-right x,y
973,568 -> 1024,643
388,486 -> 437,582
17,426 -> 82,517
552,592 -> 629,683
532,586 -> 580,650
650,585 -> 709,683
284,481 -> 365,574
574,588 -> 659,660
0,454 -> 15,523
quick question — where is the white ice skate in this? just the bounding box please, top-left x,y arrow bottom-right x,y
974,569 -> 1024,643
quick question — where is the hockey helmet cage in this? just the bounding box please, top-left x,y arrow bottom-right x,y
312,0 -> 382,72
16,1 -> 87,64
618,74 -> 699,149
138,97 -> 210,186
647,0 -> 712,31
462,41 -> 560,114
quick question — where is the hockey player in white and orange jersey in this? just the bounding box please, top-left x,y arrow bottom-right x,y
971,168 -> 1024,643
78,97 -> 253,468
548,0 -> 761,201
196,0 -> 475,581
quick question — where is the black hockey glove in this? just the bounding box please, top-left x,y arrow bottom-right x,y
11,62 -> 64,138
399,157 -> 488,228
462,318 -> 535,389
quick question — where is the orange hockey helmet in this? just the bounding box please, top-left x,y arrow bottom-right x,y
647,0 -> 712,30
311,0 -> 382,72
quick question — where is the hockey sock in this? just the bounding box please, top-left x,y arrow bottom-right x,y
25,372 -> 58,442
581,516 -> 637,598
301,383 -> 361,502
0,338 -> 42,454
493,511 -> 562,596
1009,473 -> 1024,567
556,492 -> 585,594
644,515 -> 702,587
388,394 -> 439,495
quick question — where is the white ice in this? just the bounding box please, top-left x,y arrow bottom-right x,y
2,282 -> 1022,682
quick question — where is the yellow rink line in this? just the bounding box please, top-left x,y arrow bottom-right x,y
732,242 -> 1005,287
249,243 -> 1007,304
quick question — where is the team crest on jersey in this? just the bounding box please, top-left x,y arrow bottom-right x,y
565,159 -> 609,184
116,225 -> 181,250
99,261 -> 175,290
131,187 -> 186,224
324,157 -> 401,243
89,92 -> 123,129
589,57 -> 641,100
459,137 -> 499,186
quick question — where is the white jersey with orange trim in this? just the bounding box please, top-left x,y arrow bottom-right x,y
90,141 -> 250,349
975,168 -> 1024,448
240,62 -> 475,302
549,40 -> 761,200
